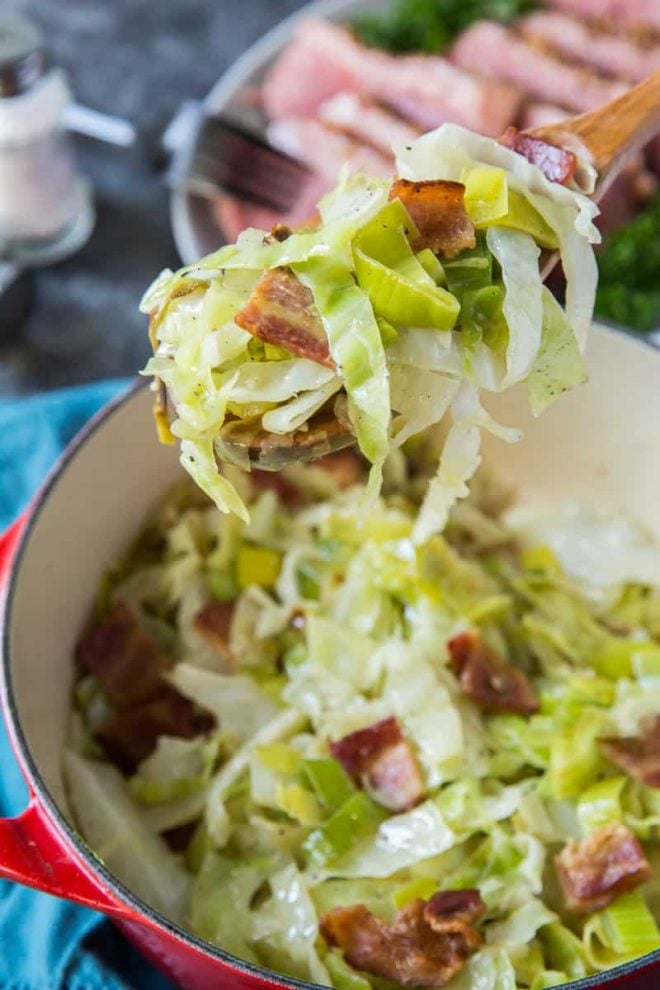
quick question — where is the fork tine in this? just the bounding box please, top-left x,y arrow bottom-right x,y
169,115 -> 311,213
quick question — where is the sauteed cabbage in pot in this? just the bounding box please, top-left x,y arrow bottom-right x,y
66,455 -> 660,989
65,125 -> 660,988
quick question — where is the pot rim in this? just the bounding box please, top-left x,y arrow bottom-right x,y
1,334 -> 660,990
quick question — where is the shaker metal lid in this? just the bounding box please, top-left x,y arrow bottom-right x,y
0,15 -> 45,98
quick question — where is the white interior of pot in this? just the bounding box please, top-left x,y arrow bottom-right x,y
6,325 -> 660,822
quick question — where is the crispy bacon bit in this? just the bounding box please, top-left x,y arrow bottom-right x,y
77,602 -> 168,710
330,717 -> 425,812
447,630 -> 539,715
600,715 -> 660,789
389,179 -> 476,259
320,890 -> 485,987
555,822 -> 652,915
94,688 -> 215,773
315,448 -> 366,488
499,127 -> 578,186
235,267 -> 334,368
194,600 -> 235,668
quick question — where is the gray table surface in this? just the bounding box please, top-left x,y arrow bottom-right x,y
0,0 -> 306,397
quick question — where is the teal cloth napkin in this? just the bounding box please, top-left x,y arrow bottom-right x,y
0,380 -> 174,989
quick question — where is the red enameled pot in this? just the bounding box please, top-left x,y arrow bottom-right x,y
2,327 -> 660,989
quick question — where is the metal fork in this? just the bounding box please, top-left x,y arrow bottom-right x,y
167,113 -> 311,213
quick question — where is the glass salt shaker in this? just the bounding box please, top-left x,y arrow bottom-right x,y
0,15 -> 94,265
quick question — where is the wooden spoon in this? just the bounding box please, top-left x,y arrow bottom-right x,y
529,68 -> 660,277
219,71 -> 660,471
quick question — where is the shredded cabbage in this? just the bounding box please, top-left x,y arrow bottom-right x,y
143,124 -> 596,534
67,470 -> 660,989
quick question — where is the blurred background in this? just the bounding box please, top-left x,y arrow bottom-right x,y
0,0 -> 658,399
0,0 -> 303,397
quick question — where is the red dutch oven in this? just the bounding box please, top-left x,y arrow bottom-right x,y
2,326 -> 660,989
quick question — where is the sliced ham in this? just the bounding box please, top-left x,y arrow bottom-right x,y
263,20 -> 356,118
320,890 -> 485,987
235,267 -> 334,368
318,91 -> 421,156
499,127 -> 578,185
447,629 -> 539,715
77,602 -> 168,710
600,715 -> 660,788
451,21 -> 626,114
267,116 -> 392,182
95,689 -> 216,773
263,19 -> 521,137
555,822 -> 653,914
521,11 -> 660,84
194,600 -> 235,667
330,716 -> 425,813
389,179 -> 476,258
546,0 -> 660,32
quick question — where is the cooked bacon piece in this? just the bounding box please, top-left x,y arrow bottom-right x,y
499,127 -> 578,186
451,21 -> 626,115
447,630 -> 539,715
556,822 -> 652,914
315,448 -> 366,488
194,600 -> 235,668
320,890 -> 485,987
330,716 -> 425,812
235,267 -> 334,368
389,179 -> 476,259
521,12 -> 660,85
425,890 -> 485,941
600,715 -> 660,789
94,688 -> 215,773
77,602 -> 168,710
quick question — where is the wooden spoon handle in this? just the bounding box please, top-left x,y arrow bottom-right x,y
530,70 -> 660,178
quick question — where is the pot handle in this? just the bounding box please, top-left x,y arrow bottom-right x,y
0,516 -> 135,920
0,512 -> 26,588
0,799 -> 131,917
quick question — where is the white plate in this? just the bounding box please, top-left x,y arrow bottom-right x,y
170,0 -> 382,264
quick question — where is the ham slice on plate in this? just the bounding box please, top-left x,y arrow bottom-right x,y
268,115 -> 392,181
318,91 -> 421,156
263,20 -> 356,118
451,21 -> 626,114
521,11 -> 660,84
546,0 -> 660,31
263,19 -> 521,137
